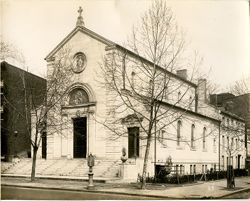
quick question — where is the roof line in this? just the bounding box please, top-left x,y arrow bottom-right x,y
159,99 -> 221,123
45,26 -> 114,61
1,61 -> 46,82
45,26 -> 197,87
112,44 -> 197,87
220,110 -> 245,122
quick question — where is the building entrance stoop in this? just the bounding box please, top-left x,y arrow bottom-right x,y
1,158 -> 121,180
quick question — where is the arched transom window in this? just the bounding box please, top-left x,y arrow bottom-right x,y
69,88 -> 89,105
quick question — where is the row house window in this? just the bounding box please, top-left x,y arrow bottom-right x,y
190,164 -> 196,175
222,155 -> 225,170
202,165 -> 208,173
222,136 -> 225,150
213,138 -> 217,153
177,120 -> 182,146
231,137 -> 234,150
191,124 -> 195,149
176,165 -> 185,175
236,138 -> 239,150
180,165 -> 184,175
202,127 -> 206,150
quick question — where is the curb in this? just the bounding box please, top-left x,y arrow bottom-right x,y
1,184 -> 175,199
218,187 -> 250,198
2,176 -> 250,199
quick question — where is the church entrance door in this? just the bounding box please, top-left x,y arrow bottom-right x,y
73,117 -> 87,158
128,127 -> 139,158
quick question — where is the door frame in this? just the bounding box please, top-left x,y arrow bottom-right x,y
73,117 -> 87,158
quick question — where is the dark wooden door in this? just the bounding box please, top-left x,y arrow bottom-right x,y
128,127 -> 139,158
238,155 -> 241,169
73,117 -> 87,158
42,132 -> 47,159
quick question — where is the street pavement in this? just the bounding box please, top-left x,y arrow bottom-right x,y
2,186 -> 159,200
1,176 -> 250,199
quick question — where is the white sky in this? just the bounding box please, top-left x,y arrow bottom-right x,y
1,0 -> 250,92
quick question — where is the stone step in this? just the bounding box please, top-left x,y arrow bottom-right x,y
1,158 -> 121,178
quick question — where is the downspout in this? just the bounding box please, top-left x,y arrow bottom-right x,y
218,121 -> 221,171
154,104 -> 157,180
195,88 -> 198,112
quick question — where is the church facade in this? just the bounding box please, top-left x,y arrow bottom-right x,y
34,8 -> 246,180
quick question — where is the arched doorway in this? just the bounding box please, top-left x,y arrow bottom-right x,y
69,88 -> 89,158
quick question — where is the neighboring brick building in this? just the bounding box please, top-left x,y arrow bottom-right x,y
1,61 -> 46,161
210,93 -> 250,172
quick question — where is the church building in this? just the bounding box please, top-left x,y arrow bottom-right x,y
35,7 -> 246,181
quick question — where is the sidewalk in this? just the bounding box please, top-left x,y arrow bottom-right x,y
1,175 -> 250,199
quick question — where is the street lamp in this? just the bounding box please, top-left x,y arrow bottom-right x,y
14,131 -> 18,157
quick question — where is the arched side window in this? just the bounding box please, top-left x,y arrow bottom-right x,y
178,91 -> 181,101
131,71 -> 135,89
69,88 -> 89,105
177,120 -> 182,146
202,127 -> 206,150
191,124 -> 195,149
189,96 -> 193,110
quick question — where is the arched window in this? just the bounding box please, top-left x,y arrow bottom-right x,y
131,71 -> 135,89
202,127 -> 206,150
189,96 -> 193,110
190,165 -> 193,174
191,124 -> 195,149
222,155 -> 225,170
222,135 -> 225,149
236,156 -> 238,168
178,91 -> 181,101
177,120 -> 182,146
213,138 -> 217,153
69,88 -> 89,105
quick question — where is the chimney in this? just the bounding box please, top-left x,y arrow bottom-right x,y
176,69 -> 187,80
197,79 -> 207,102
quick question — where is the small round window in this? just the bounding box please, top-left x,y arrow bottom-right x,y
72,52 -> 86,73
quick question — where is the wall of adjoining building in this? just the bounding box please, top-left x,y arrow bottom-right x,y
1,61 -> 46,159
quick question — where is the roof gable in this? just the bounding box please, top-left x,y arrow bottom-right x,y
45,25 -> 196,87
45,26 -> 115,61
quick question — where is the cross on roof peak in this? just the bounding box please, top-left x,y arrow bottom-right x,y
76,6 -> 84,27
78,6 -> 83,16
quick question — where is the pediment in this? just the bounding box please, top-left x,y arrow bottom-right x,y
45,26 -> 115,61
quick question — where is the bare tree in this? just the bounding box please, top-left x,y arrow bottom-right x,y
99,0 -> 200,189
0,39 -> 26,67
230,76 -> 250,96
2,44 -> 74,181
28,47 -> 74,181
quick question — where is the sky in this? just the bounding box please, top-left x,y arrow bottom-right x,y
1,0 -> 250,92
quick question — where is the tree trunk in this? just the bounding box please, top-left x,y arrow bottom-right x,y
31,146 -> 38,181
141,133 -> 152,189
